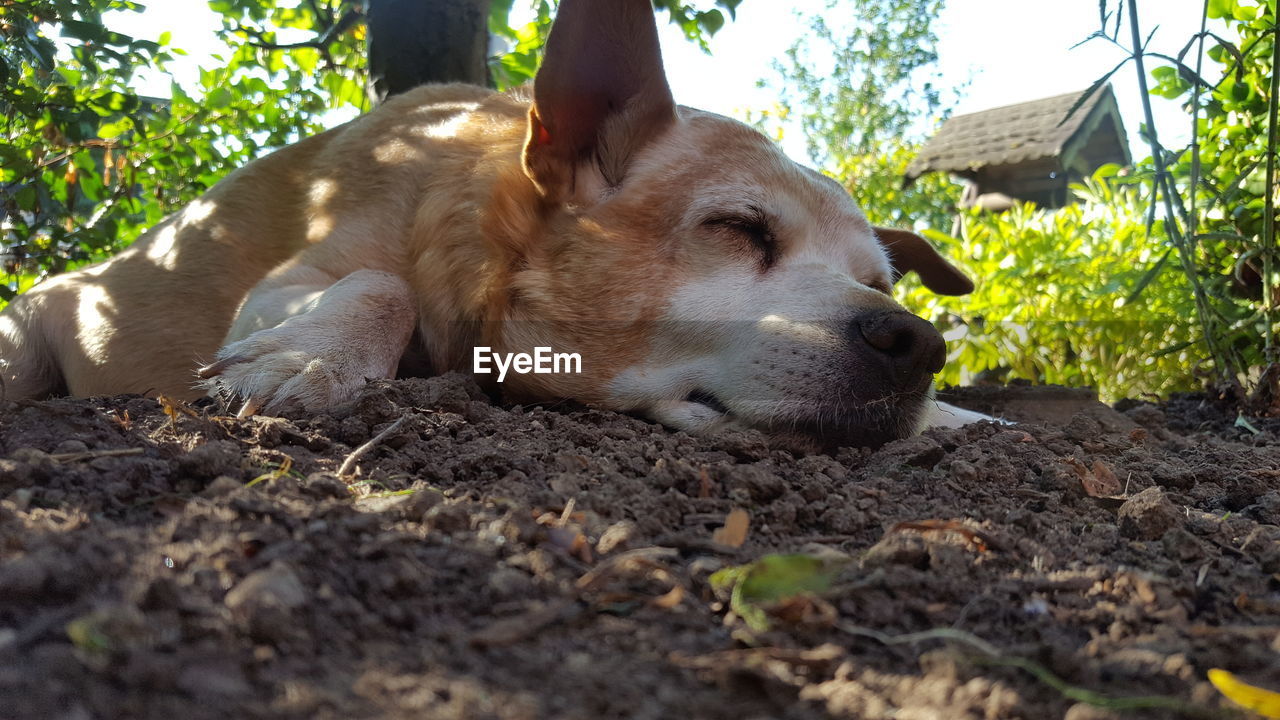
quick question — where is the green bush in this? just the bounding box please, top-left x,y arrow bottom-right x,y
899,168 -> 1202,402
838,140 -> 962,237
1153,0 -> 1278,393
1080,0 -> 1277,403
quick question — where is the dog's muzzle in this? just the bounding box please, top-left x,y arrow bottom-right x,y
847,309 -> 946,394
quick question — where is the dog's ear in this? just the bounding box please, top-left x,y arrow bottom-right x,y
523,0 -> 677,203
875,228 -> 975,296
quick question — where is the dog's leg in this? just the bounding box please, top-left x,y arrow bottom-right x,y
0,291 -> 63,401
199,267 -> 415,417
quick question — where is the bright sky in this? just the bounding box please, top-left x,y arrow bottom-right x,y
654,0 -> 1220,160
112,0 -> 1222,167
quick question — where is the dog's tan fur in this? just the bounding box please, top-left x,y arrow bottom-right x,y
0,0 -> 985,446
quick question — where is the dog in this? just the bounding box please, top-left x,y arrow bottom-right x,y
0,0 -> 988,450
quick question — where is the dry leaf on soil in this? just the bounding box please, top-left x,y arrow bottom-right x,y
888,519 -> 995,553
1063,457 -> 1122,497
712,508 -> 750,548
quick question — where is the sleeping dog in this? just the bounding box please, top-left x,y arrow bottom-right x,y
0,0 -> 987,449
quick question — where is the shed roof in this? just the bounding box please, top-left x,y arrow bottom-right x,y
904,85 -> 1129,181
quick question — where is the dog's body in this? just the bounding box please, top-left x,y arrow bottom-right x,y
0,0 -> 987,449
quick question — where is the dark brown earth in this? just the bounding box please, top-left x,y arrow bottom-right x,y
1,375 -> 1278,719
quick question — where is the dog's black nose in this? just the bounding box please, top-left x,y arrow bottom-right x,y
848,310 -> 946,387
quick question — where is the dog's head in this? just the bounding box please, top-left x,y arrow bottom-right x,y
483,0 -> 972,450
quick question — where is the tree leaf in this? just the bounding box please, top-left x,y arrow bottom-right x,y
737,554 -> 840,603
1123,248 -> 1171,304
697,9 -> 725,36
710,553 -> 847,631
1206,0 -> 1238,20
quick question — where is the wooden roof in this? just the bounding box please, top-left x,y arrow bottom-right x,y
905,85 -> 1131,182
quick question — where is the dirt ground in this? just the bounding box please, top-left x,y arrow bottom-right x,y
1,375 -> 1278,719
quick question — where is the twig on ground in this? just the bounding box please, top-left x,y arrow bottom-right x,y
888,519 -> 997,552
835,622 -> 1213,716
576,547 -> 680,591
650,534 -> 743,556
558,497 -> 576,527
49,447 -> 145,464
338,415 -> 409,478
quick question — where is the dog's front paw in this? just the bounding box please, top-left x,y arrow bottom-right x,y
198,325 -> 394,418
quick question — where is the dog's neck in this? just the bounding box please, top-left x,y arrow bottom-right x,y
403,92 -> 550,379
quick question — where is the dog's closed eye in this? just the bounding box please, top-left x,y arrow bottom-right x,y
702,207 -> 777,269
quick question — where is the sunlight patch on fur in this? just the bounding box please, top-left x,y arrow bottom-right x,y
74,284 -> 113,358
757,314 -> 840,346
144,225 -> 179,270
182,198 -> 217,224
415,107 -> 477,139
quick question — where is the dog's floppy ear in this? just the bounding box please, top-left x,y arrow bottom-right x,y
523,0 -> 677,203
875,227 -> 975,296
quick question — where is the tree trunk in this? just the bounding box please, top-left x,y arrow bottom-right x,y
366,0 -> 493,101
